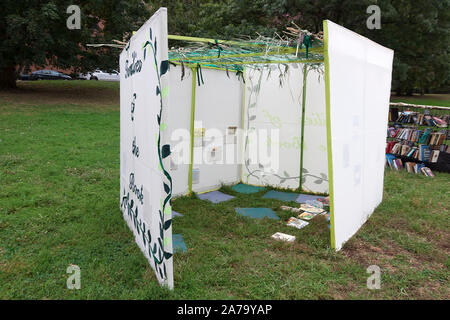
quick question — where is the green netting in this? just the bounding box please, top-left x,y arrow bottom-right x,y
168,35 -> 324,71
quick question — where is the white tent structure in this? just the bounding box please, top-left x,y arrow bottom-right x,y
119,8 -> 394,289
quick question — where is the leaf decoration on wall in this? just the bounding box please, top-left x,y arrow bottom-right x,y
161,144 -> 171,158
160,60 -> 169,76
163,182 -> 170,194
135,26 -> 173,281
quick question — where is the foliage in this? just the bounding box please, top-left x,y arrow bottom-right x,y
155,0 -> 449,95
0,0 -> 152,88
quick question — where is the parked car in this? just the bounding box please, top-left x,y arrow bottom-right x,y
79,69 -> 120,81
18,73 -> 30,80
30,70 -> 72,80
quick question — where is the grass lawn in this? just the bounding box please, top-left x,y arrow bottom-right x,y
0,81 -> 449,299
390,93 -> 450,108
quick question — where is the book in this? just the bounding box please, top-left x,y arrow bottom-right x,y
271,232 -> 296,242
298,204 -> 325,214
405,162 -> 415,173
286,217 -> 309,230
419,145 -> 431,162
298,212 -> 316,220
431,150 -> 440,163
420,167 -> 434,177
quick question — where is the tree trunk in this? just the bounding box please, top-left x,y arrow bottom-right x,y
0,66 -> 17,89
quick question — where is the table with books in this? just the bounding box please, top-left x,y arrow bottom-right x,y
386,103 -> 450,175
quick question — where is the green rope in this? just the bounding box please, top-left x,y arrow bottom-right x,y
196,63 -> 204,86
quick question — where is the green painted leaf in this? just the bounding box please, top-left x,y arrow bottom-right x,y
161,86 -> 169,99
156,86 -> 160,95
164,251 -> 173,260
163,182 -> 170,194
162,144 -> 171,158
164,219 -> 172,230
160,60 -> 169,76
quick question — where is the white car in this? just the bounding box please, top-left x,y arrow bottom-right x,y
79,69 -> 120,81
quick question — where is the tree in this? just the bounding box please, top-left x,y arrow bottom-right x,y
159,0 -> 449,95
0,0 -> 152,89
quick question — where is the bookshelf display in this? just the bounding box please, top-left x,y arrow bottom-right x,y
386,103 -> 450,174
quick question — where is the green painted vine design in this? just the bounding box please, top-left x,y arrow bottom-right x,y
142,27 -> 173,281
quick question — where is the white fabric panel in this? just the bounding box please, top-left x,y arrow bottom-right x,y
167,66 -> 193,197
242,66 -> 303,189
242,64 -> 328,193
326,20 -> 393,250
302,65 -> 328,193
192,69 -> 243,193
119,8 -> 173,288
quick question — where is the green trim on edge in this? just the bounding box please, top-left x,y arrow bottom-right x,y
323,20 -> 336,250
240,68 -> 246,183
188,67 -> 197,194
299,64 -> 308,191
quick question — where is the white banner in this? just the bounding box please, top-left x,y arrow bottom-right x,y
119,8 -> 173,288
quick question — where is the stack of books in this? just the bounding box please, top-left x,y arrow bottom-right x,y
394,111 -> 448,127
387,155 -> 434,176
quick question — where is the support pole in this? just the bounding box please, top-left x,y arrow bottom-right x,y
323,20 -> 336,250
188,67 -> 197,194
299,64 -> 308,191
240,67 -> 246,182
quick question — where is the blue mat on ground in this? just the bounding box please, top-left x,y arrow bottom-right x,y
197,190 -> 235,203
262,190 -> 299,202
172,210 -> 183,218
173,234 -> 187,253
235,208 -> 280,220
295,194 -> 325,203
231,183 -> 266,194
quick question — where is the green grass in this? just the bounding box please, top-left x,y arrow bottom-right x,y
390,93 -> 450,108
0,81 -> 449,299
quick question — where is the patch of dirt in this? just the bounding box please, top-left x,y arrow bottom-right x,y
342,238 -> 432,273
0,81 -> 119,113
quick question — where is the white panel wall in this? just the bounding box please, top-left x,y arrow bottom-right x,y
242,64 -> 328,193
192,69 -> 243,193
326,20 -> 393,250
167,66 -> 193,197
119,8 -> 174,288
302,65 -> 328,193
242,65 -> 303,189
